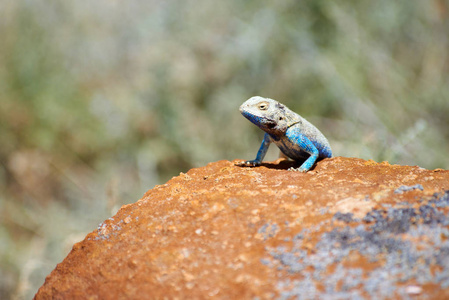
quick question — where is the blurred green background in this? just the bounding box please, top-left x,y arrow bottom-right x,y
1,0 -> 448,298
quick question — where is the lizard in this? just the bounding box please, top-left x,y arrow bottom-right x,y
236,96 -> 332,172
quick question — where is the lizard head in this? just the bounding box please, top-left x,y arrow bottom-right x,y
239,96 -> 290,134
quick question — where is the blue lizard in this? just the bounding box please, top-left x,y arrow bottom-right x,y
237,96 -> 332,172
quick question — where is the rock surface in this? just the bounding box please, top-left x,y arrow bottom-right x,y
35,157 -> 449,299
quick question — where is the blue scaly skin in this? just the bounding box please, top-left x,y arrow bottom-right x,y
237,96 -> 332,172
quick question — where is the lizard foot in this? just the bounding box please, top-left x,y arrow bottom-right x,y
288,167 -> 308,173
235,160 -> 261,167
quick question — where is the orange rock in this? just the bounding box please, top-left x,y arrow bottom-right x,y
34,158 -> 449,299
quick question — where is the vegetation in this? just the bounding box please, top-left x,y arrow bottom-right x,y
1,0 -> 448,298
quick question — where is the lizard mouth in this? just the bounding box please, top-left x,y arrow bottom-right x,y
240,109 -> 277,130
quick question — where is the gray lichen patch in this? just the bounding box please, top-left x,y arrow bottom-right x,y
264,191 -> 449,299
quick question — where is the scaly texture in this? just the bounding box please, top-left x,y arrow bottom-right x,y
238,96 -> 332,172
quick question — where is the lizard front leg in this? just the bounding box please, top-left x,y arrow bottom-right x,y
286,132 -> 320,172
238,133 -> 272,167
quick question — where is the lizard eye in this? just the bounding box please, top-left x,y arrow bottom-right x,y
258,102 -> 269,110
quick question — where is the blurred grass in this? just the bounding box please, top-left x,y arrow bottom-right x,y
1,0 -> 449,298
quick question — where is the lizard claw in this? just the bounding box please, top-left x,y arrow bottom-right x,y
235,160 -> 261,167
288,167 -> 308,172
